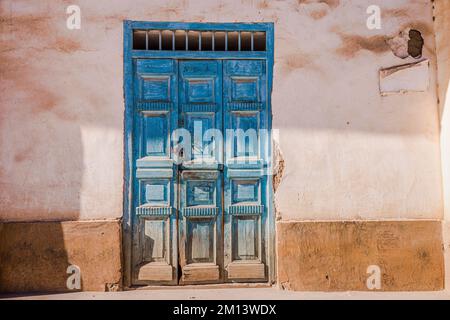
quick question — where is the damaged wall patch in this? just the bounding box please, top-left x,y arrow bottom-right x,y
379,59 -> 429,95
387,28 -> 424,59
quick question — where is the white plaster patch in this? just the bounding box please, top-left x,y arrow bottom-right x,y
379,59 -> 429,95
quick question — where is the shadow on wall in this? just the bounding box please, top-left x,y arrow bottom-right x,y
0,223 -> 84,292
0,2 -> 122,292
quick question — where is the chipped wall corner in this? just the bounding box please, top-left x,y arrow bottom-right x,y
272,139 -> 285,221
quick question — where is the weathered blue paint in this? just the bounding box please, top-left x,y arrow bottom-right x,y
223,59 -> 269,281
123,21 -> 274,286
178,60 -> 224,284
123,20 -> 134,287
132,51 -> 267,60
179,60 -> 223,170
130,57 -> 179,285
129,21 -> 270,31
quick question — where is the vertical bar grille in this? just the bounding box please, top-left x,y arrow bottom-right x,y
133,29 -> 266,51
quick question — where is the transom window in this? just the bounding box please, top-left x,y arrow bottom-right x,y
133,29 -> 266,51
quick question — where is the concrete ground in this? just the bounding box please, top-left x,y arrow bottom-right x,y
2,287 -> 450,300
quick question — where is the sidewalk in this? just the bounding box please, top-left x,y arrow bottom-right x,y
2,287 -> 450,300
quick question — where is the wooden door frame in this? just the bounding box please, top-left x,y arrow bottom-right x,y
122,21 -> 275,288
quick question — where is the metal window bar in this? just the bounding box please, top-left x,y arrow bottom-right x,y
158,30 -> 162,50
225,31 -> 228,51
238,31 -> 241,51
145,31 -> 148,50
172,31 -> 175,50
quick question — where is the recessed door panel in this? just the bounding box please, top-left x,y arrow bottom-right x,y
179,170 -> 222,284
178,60 -> 223,170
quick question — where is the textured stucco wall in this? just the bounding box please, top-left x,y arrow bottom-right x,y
0,0 -> 443,222
0,220 -> 122,292
277,220 -> 444,291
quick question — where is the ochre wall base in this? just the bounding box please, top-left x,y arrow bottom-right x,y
0,220 -> 122,293
1,219 -> 445,292
277,220 -> 444,291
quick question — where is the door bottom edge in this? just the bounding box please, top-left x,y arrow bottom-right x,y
126,282 -> 273,291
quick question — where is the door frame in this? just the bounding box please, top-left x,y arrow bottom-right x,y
122,21 -> 275,288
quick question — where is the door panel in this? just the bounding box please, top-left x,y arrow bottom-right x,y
178,60 -> 223,284
131,58 -> 269,285
132,59 -> 178,285
223,60 -> 268,282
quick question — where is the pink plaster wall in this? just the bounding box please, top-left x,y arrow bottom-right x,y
0,0 -> 444,222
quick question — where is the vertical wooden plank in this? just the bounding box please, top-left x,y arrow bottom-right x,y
123,20 -> 134,289
171,60 -> 179,283
265,22 -> 276,284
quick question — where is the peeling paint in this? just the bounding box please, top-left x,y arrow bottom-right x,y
387,29 -> 410,59
273,140 -> 285,193
382,8 -> 411,19
387,28 -> 424,59
298,0 -> 339,9
295,0 -> 339,19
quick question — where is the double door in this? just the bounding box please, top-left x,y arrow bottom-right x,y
131,59 -> 269,285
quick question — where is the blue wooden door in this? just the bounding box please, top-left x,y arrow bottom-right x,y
131,58 -> 269,285
178,60 -> 223,284
223,60 -> 268,282
131,59 -> 179,285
